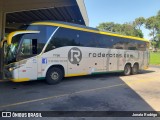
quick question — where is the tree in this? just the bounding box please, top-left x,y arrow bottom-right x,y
97,22 -> 144,38
134,17 -> 145,30
157,10 -> 160,20
97,22 -> 115,32
145,16 -> 159,41
156,10 -> 160,42
145,10 -> 160,49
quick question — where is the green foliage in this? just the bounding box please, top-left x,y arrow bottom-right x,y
158,41 -> 160,48
97,22 -> 143,38
134,17 -> 145,30
97,22 -> 115,32
144,10 -> 160,48
158,10 -> 160,16
150,52 -> 160,65
97,9 -> 160,46
145,16 -> 158,30
157,34 -> 160,44
151,41 -> 157,47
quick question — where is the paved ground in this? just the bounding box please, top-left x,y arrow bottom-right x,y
0,67 -> 160,119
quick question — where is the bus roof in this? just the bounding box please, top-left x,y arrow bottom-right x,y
31,21 -> 149,42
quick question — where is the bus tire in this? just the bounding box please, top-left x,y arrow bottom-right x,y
124,64 -> 131,76
46,67 -> 63,85
131,64 -> 139,75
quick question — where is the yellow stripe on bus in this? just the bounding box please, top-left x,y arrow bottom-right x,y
10,78 -> 30,82
143,66 -> 149,70
65,73 -> 88,77
32,22 -> 149,42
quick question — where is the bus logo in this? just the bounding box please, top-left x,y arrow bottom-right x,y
68,47 -> 82,64
42,58 -> 47,64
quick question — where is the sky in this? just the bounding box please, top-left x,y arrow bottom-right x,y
84,0 -> 160,39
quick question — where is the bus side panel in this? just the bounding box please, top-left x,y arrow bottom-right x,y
117,50 -> 126,71
122,50 -> 149,70
137,51 -> 145,70
143,51 -> 149,69
124,50 -> 139,66
38,46 -> 149,79
67,47 -> 105,76
114,50 -> 142,71
107,49 -> 119,71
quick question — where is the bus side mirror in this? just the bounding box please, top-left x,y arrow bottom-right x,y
3,41 -> 7,54
0,40 -> 8,61
0,38 -> 7,48
0,41 -> 2,48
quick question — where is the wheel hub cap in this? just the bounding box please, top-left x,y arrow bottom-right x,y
51,72 -> 59,80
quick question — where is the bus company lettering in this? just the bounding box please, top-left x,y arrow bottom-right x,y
89,53 -> 134,58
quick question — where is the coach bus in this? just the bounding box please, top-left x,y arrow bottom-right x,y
1,21 -> 150,84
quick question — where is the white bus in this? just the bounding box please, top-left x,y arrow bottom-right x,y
2,21 -> 150,84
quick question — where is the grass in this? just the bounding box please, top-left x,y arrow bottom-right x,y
150,52 -> 160,65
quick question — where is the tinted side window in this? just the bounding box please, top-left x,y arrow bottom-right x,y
80,33 -> 129,49
19,34 -> 38,56
27,25 -> 57,54
45,28 -> 80,52
45,27 -> 147,51
112,37 -> 123,49
127,39 -> 146,51
19,38 -> 37,56
100,35 -> 126,49
37,26 -> 55,54
137,41 -> 146,51
79,31 -> 102,48
127,39 -> 138,50
98,35 -> 111,48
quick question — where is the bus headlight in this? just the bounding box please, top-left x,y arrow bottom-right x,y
9,67 -> 14,72
9,66 -> 22,71
7,60 -> 26,72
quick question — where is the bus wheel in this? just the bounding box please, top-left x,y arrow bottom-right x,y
124,64 -> 131,76
46,67 -> 63,85
131,64 -> 139,75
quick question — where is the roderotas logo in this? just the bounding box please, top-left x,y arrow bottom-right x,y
68,47 -> 82,64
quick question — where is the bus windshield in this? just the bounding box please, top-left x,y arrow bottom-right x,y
5,34 -> 22,64
5,25 -> 57,64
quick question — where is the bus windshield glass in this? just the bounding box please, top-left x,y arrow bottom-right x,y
5,25 -> 57,64
5,34 -> 23,64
